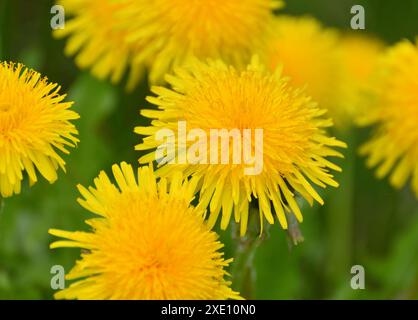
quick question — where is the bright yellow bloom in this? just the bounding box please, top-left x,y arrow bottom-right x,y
49,162 -> 239,300
54,0 -> 143,90
0,62 -> 79,198
56,0 -> 282,86
135,57 -> 346,235
340,33 -> 384,121
120,0 -> 282,83
359,39 -> 418,197
263,16 -> 347,127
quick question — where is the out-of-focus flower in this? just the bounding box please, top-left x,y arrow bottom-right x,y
55,0 -> 282,86
339,33 -> 385,121
120,0 -> 282,83
135,57 -> 346,235
263,15 -> 348,127
54,0 -> 144,90
0,62 -> 79,197
359,39 -> 418,197
49,162 -> 239,299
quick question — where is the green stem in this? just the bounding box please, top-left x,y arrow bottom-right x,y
230,193 -> 304,298
231,206 -> 268,299
0,196 -> 4,221
326,128 -> 356,289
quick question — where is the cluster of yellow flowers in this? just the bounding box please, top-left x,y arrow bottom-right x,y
1,0 -> 417,300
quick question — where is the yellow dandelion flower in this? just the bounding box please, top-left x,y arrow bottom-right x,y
135,57 -> 346,236
54,0 -> 143,90
359,39 -> 418,197
121,0 -> 282,83
57,0 -> 282,86
49,162 -> 239,300
339,33 -> 385,120
263,16 -> 347,126
0,62 -> 79,198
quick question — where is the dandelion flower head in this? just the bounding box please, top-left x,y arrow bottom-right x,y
49,162 -> 239,299
55,0 -> 282,87
54,0 -> 143,90
0,62 -> 79,197
359,39 -> 418,197
263,15 -> 348,127
121,0 -> 283,83
339,33 -> 385,121
135,57 -> 346,236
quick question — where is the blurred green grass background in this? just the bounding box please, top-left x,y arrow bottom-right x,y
0,0 -> 417,299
